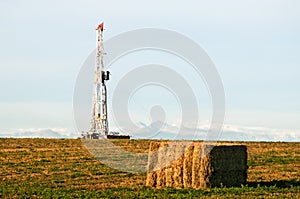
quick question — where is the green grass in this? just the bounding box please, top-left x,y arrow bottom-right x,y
0,138 -> 299,198
1,184 -> 299,199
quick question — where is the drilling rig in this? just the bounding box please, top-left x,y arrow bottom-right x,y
82,23 -> 130,139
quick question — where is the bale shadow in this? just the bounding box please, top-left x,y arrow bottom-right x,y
247,179 -> 300,188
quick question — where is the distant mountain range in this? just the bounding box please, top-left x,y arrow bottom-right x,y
130,121 -> 300,142
0,128 -> 76,138
0,122 -> 299,142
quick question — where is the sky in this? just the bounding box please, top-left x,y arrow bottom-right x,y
0,0 -> 299,141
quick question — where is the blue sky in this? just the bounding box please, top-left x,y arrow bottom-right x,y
0,0 -> 299,140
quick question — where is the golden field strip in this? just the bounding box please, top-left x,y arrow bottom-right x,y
0,138 -> 299,198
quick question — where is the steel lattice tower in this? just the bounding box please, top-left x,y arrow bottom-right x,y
89,22 -> 110,137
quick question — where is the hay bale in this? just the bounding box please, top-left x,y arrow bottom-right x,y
165,143 -> 175,187
192,142 -> 202,188
211,145 -> 247,171
199,145 -> 247,188
165,166 -> 174,187
146,142 -> 161,187
209,170 -> 247,187
183,144 -> 194,188
146,142 -> 247,189
165,142 -> 190,188
156,142 -> 169,188
199,145 -> 213,188
172,142 -> 186,188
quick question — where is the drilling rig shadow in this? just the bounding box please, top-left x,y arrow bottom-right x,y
81,139 -> 148,173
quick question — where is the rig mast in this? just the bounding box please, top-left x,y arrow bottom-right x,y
89,22 -> 110,137
81,23 -> 130,139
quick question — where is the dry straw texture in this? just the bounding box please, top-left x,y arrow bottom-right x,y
146,142 -> 160,187
172,142 -> 186,188
165,144 -> 175,187
183,145 -> 194,188
192,142 -> 202,188
146,142 -> 247,189
156,142 -> 169,188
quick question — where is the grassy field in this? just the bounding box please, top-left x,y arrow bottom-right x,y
0,138 -> 299,198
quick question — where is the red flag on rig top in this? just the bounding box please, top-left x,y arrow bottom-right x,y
97,22 -> 104,31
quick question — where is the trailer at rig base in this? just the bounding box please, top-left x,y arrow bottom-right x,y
81,22 -> 130,140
